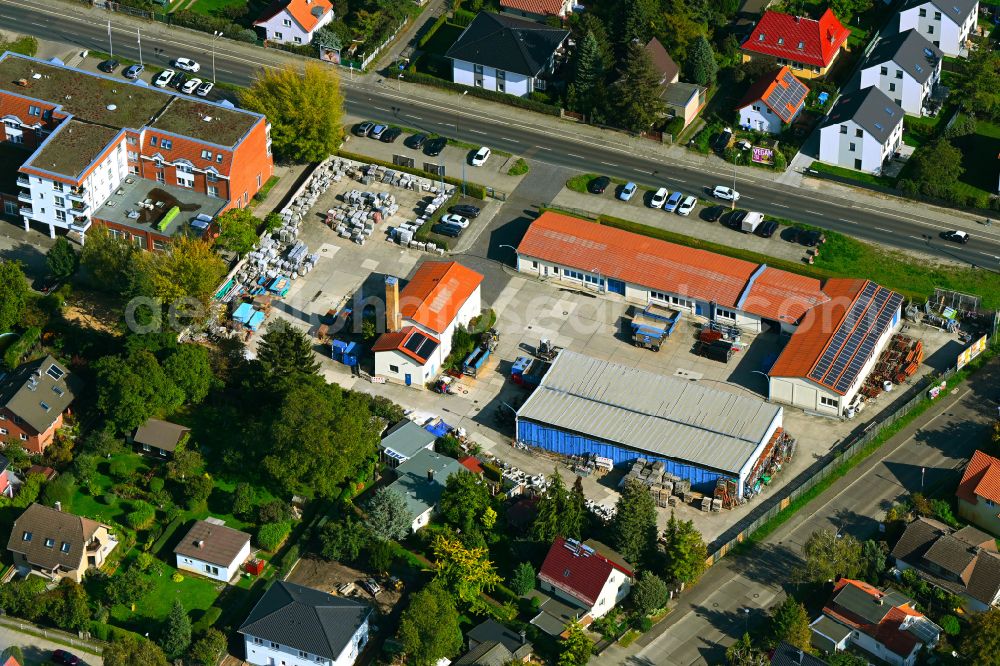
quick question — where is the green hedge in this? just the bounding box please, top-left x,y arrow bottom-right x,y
452,8 -> 478,26
256,521 -> 292,551
402,70 -> 561,116
3,327 -> 40,370
337,149 -> 487,200
168,10 -> 257,43
150,516 -> 185,557
418,13 -> 450,48
192,606 -> 223,634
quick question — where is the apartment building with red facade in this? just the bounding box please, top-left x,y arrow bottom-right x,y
0,52 -> 272,249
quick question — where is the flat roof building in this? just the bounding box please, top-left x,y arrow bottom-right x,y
0,52 -> 272,249
515,350 -> 784,495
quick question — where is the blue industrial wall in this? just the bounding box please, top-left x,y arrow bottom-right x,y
517,420 -> 728,492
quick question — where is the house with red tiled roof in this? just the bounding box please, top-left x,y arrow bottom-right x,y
736,66 -> 808,134
499,0 -> 573,22
809,578 -> 940,666
515,212 -> 903,418
957,450 -> 1000,536
254,0 -> 335,46
374,261 -> 483,388
742,9 -> 850,79
534,536 -> 633,630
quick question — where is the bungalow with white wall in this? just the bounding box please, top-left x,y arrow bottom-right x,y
174,519 -> 251,583
373,261 -> 483,388
385,449 -> 464,533
254,0 -> 334,45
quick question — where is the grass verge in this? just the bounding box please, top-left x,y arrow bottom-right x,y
618,629 -> 641,647
508,157 -> 529,176
808,161 -> 895,188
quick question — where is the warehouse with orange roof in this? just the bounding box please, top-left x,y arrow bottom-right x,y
515,211 -> 902,416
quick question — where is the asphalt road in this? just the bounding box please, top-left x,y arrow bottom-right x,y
4,0 -> 1000,268
604,358 -> 1000,666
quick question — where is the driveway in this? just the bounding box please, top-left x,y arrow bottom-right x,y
0,621 -> 103,666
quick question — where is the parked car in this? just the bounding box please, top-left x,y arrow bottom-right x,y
712,185 -> 740,201
180,78 -> 202,94
440,214 -> 470,228
123,64 -> 144,79
370,124 -> 387,140
790,227 -> 823,246
361,579 -> 382,596
471,146 -> 491,166
449,204 -> 481,218
587,176 -> 611,194
701,205 -> 726,222
714,127 -> 733,154
380,127 -> 402,143
649,187 -> 668,208
725,209 -> 748,230
153,69 -> 175,87
173,57 -> 200,72
195,80 -> 214,97
677,195 -> 697,216
432,223 -> 463,238
51,650 -> 80,666
618,182 -> 637,201
354,121 -> 375,137
425,137 -> 447,156
756,219 -> 778,238
663,191 -> 683,213
941,230 -> 970,244
171,72 -> 188,90
406,133 -> 428,149
97,59 -> 120,73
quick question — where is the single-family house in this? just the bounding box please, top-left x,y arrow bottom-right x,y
239,581 -> 372,666
956,450 -> 1000,536
373,261 -> 483,388
446,12 -> 569,98
741,9 -> 851,79
132,417 -> 190,458
379,419 -> 436,469
810,578 -> 941,666
643,38 -> 706,129
385,448 -> 464,532
891,516 -> 1000,612
0,454 -> 16,498
818,87 -> 903,173
455,619 -> 534,665
859,30 -> 942,116
6,503 -> 117,583
0,355 -> 77,454
536,536 -> 633,621
897,0 -> 978,57
499,0 -> 573,22
736,66 -> 808,133
769,642 -> 827,666
254,0 -> 335,45
174,519 -> 252,583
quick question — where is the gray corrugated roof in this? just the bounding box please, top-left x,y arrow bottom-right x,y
863,30 -> 941,85
445,12 -> 569,77
821,87 -> 903,144
515,350 -> 781,475
386,449 -> 464,518
903,0 -> 977,23
238,581 -> 371,659
380,420 -> 436,460
0,355 -> 77,434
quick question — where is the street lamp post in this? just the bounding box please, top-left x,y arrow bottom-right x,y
211,30 -> 222,84
456,91 -> 468,196
498,244 -> 518,268
731,155 -> 738,210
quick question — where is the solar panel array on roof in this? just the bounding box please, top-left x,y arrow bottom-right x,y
808,283 -> 900,393
767,72 -> 809,119
402,331 -> 438,361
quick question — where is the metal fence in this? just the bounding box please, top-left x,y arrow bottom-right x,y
359,19 -> 406,70
0,614 -> 105,653
705,367 -> 955,566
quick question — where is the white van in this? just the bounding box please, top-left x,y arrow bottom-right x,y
740,211 -> 764,233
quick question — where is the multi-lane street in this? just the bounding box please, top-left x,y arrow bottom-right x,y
3,0 -> 1000,268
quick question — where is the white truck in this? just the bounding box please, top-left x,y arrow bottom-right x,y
740,211 -> 764,234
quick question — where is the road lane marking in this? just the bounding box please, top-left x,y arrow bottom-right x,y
407,115 -> 423,120
874,227 -> 893,233
600,160 -> 617,166
804,209 -> 822,215
838,218 -> 855,223
770,203 -> 789,208
467,129 -> 487,134
567,153 -> 584,158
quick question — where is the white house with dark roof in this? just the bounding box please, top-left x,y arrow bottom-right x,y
818,87 -> 904,173
860,30 -> 942,116
239,581 -> 371,666
446,12 -> 569,97
898,0 -> 978,57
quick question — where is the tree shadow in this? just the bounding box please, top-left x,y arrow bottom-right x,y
0,238 -> 48,280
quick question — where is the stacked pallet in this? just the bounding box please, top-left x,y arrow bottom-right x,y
860,334 -> 922,398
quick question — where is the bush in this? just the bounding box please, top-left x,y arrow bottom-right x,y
257,499 -> 292,524
192,606 -> 223,634
507,158 -> 530,176
149,477 -> 164,493
256,521 -> 292,551
41,472 -> 77,509
452,8 -> 477,26
136,552 -> 157,571
126,500 -> 156,530
108,459 -> 134,481
3,327 -> 40,370
635,615 -> 653,632
400,70 -> 560,116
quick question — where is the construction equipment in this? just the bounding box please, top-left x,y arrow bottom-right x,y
537,339 -> 561,361
462,341 -> 492,377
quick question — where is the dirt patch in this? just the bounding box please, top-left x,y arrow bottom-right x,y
286,557 -> 402,615
62,291 -> 121,335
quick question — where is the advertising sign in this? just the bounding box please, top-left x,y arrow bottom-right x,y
752,146 -> 774,165
956,335 -> 988,370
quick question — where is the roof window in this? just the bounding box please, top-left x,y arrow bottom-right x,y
797,41 -> 804,49
758,33 -> 765,41
777,37 -> 784,45
46,364 -> 64,380
874,122 -> 884,131
45,538 -> 55,548
61,542 -> 71,553
22,531 -> 31,542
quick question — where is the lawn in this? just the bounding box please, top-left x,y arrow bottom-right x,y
69,454 -> 149,525
107,553 -> 223,631
808,160 -> 896,188
902,105 -> 953,148
949,115 -> 1000,201
183,0 -> 249,16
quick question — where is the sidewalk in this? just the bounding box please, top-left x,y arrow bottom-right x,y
0,616 -> 104,665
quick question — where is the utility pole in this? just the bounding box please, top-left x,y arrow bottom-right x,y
211,30 -> 222,83
107,20 -> 113,57
137,28 -> 143,67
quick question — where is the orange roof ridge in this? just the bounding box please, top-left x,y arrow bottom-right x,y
399,261 -> 483,334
